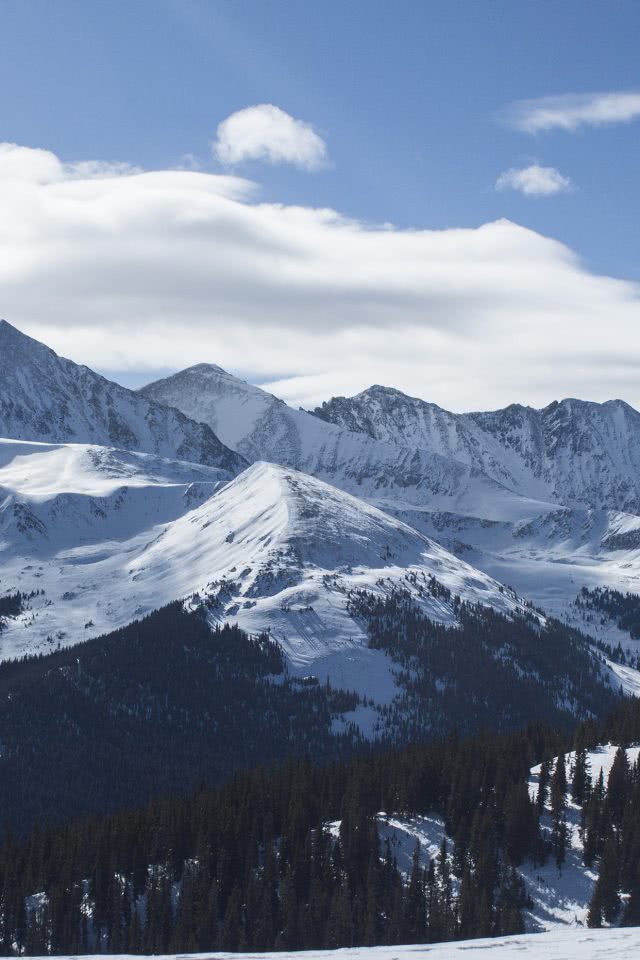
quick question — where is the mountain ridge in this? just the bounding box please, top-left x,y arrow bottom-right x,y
142,361 -> 640,515
313,385 -> 640,512
140,362 -> 551,523
0,320 -> 245,473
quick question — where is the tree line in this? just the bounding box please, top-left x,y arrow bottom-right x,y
4,694 -> 640,955
346,583 -> 619,740
0,602 -> 364,835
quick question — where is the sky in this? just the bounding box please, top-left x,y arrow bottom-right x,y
0,0 -> 639,411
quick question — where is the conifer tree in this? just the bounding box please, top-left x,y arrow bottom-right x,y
537,759 -> 550,813
606,747 -> 629,827
571,748 -> 590,806
588,832 -> 621,926
550,754 -> 568,869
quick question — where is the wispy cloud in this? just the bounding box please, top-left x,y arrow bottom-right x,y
213,104 -> 328,170
496,164 -> 571,197
507,91 -> 640,133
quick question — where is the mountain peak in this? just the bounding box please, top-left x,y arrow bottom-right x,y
0,318 -> 19,334
141,362 -> 286,451
142,362 -> 257,394
358,383 -> 406,397
0,318 -> 55,358
0,322 -> 244,473
177,362 -> 233,378
312,383 -> 452,446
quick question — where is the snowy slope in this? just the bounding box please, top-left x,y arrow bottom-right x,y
0,321 -> 244,472
43,927 -> 640,959
391,504 -> 640,627
0,438 -> 229,551
0,453 -> 529,714
524,746 -> 640,930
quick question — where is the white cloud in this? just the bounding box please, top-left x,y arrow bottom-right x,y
507,91 -> 640,133
0,142 -> 144,184
496,164 -> 571,197
1,141 -> 640,413
213,104 -> 328,170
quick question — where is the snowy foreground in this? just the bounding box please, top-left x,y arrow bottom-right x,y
30,927 -> 640,960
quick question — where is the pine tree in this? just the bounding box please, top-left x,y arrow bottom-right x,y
623,862 -> 640,925
588,832 -> 621,926
504,782 -> 536,865
606,747 -> 629,827
221,885 -> 243,951
404,842 -> 425,943
571,748 -> 590,806
537,759 -> 551,812
550,754 -> 568,869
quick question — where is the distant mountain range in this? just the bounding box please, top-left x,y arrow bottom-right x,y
143,361 -> 640,516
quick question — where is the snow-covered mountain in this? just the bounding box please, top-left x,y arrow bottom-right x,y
140,364 -> 551,523
141,364 -> 640,639
0,433 -> 626,733
144,363 -> 640,520
0,321 -> 244,472
0,446 -> 528,706
1,327 -> 639,708
314,386 -> 640,514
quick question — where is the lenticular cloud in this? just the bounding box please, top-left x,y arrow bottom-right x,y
1,141 -> 639,412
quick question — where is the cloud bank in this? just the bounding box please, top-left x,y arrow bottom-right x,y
496,165 -> 571,196
1,141 -> 639,413
213,104 -> 328,170
508,91 -> 640,133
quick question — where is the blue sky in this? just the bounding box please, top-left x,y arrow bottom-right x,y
2,0 -> 638,277
0,0 -> 639,409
